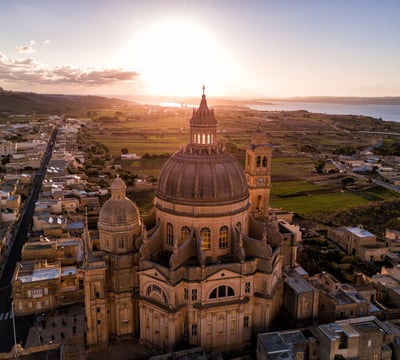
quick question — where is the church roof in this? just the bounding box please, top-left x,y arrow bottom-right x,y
156,150 -> 248,205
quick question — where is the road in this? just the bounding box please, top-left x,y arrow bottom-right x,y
372,178 -> 400,193
0,125 -> 58,353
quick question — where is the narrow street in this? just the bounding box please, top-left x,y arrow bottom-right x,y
0,125 -> 58,353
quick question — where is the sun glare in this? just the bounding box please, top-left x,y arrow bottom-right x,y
129,19 -> 231,96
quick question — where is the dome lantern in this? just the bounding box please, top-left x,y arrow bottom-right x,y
189,85 -> 218,151
110,174 -> 126,200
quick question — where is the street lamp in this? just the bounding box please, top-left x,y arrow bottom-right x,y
11,300 -> 18,359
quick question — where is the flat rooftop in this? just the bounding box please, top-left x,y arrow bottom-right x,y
286,273 -> 314,294
18,267 -> 60,283
345,227 -> 375,238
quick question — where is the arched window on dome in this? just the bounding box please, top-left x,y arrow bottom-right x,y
146,284 -> 168,305
200,227 -> 211,250
219,225 -> 229,249
262,156 -> 267,167
209,285 -> 235,300
118,236 -> 125,249
181,226 -> 191,243
166,222 -> 174,246
236,222 -> 242,231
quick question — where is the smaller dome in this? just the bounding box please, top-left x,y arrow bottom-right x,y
98,176 -> 140,232
99,199 -> 140,228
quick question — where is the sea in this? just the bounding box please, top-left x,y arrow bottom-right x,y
134,96 -> 400,123
247,102 -> 400,123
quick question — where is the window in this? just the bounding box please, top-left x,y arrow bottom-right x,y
191,324 -> 198,337
209,285 -> 235,300
262,156 -> 267,167
184,323 -> 188,337
219,226 -> 229,249
245,282 -> 251,294
166,222 -> 174,246
200,227 -> 211,250
236,222 -> 241,231
118,237 -> 125,249
256,156 -> 261,167
184,288 -> 189,301
31,288 -> 43,298
243,316 -> 249,328
105,237 -> 110,248
146,284 -> 168,305
192,289 -> 198,301
181,226 -> 191,242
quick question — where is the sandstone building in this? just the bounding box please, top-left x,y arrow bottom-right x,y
83,89 -> 300,353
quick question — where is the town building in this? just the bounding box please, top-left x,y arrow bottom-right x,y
83,89 -> 300,353
309,272 -> 370,323
257,316 -> 395,360
283,269 -> 319,327
328,226 -> 387,262
11,259 -> 84,316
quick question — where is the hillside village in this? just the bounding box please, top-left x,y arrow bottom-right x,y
3,111 -> 400,359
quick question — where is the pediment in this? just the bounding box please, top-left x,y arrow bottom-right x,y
206,268 -> 240,282
140,268 -> 169,282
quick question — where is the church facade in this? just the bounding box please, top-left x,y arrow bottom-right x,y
84,89 -> 300,353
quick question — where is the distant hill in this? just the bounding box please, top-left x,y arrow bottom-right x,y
0,88 -> 136,115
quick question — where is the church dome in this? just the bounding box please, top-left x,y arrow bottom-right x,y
155,87 -> 248,206
98,176 -> 140,232
156,151 -> 248,205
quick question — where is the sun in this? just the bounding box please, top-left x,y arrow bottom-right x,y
129,19 -> 231,96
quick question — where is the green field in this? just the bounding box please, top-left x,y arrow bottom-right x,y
270,185 -> 400,216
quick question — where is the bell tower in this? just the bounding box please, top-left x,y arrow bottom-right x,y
245,127 -> 273,217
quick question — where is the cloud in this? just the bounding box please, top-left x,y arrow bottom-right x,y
30,40 -> 36,46
0,52 -> 139,86
42,39 -> 51,45
16,45 -> 35,53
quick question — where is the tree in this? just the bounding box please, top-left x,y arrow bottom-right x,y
121,147 -> 129,154
314,160 -> 326,174
1,156 -> 10,165
341,176 -> 355,189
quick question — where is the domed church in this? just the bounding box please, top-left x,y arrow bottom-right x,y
83,88 -> 300,353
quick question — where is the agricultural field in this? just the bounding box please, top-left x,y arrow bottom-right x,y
80,101 -> 400,222
270,185 -> 400,217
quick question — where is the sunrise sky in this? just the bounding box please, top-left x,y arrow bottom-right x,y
1,0 -> 399,98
